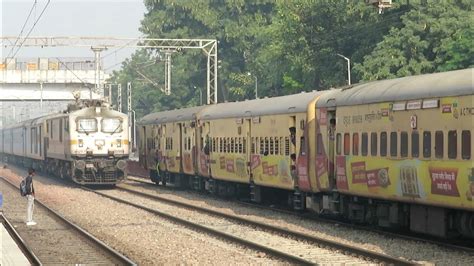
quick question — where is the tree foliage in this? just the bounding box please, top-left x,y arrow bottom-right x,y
354,2 -> 473,80
109,0 -> 473,118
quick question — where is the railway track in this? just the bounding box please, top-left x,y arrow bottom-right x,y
127,176 -> 474,255
0,177 -> 136,266
83,180 -> 416,265
1,212 -> 41,265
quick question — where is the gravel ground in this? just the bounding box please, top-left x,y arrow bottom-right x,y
124,177 -> 474,266
99,186 -> 373,265
0,166 -> 282,265
0,180 -> 129,265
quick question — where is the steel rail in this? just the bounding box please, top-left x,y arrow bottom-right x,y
81,186 -> 315,265
116,182 -> 415,266
0,177 -> 137,266
128,176 -> 474,254
1,213 -> 42,265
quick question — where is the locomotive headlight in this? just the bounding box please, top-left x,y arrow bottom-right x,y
116,159 -> 127,170
116,139 -> 122,148
78,139 -> 84,147
75,160 -> 86,170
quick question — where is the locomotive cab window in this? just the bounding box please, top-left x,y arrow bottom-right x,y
102,118 -> 123,133
462,130 -> 471,160
77,118 -> 97,133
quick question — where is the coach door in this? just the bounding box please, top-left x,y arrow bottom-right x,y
327,110 -> 336,189
245,113 -> 252,180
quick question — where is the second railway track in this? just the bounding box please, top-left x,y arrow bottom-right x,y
84,181 -> 416,265
129,176 -> 474,255
0,177 -> 136,266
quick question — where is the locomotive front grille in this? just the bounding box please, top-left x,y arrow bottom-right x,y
74,158 -> 127,184
83,171 -> 118,183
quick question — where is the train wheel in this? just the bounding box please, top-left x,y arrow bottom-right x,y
468,213 -> 474,239
458,212 -> 472,238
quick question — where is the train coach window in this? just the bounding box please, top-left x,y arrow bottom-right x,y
344,133 -> 350,155
401,132 -> 408,157
264,138 -> 270,155
317,133 -> 324,155
275,138 -> 280,155
336,133 -> 342,155
270,138 -> 274,155
361,133 -> 368,156
300,136 -> 306,155
423,131 -> 431,158
285,137 -> 290,156
59,119 -> 63,142
448,130 -> 457,159
435,131 -> 444,159
412,131 -> 419,158
380,132 -> 387,157
219,138 -> 223,153
462,131 -> 471,160
371,133 -> 377,156
352,133 -> 359,156
390,132 -> 397,157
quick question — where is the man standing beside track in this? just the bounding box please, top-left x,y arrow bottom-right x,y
25,168 -> 36,226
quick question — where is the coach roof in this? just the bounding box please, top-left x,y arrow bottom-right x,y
324,68 -> 473,107
199,91 -> 323,120
140,105 -> 206,125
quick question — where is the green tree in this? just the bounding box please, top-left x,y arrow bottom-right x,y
354,2 -> 473,80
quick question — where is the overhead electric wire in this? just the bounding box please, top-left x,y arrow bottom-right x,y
9,0 -> 51,62
5,0 -> 37,59
55,57 -> 93,90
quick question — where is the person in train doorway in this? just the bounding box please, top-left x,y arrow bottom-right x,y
25,168 -> 36,226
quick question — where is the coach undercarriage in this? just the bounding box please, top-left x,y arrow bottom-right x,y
308,193 -> 474,239
148,167 -> 474,239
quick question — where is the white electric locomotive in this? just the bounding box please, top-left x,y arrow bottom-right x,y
0,100 -> 129,185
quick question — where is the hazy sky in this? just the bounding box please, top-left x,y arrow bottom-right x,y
1,0 -> 146,72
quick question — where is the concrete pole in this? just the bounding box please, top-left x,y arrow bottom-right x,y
40,82 -> 43,109
91,46 -> 107,99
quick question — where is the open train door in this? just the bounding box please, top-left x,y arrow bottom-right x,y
327,109 -> 336,189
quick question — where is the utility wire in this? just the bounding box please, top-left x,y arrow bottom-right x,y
102,37 -> 142,59
55,57 -> 93,91
5,0 -> 37,59
9,0 -> 51,63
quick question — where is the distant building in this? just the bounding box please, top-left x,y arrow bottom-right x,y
0,57 -> 108,126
